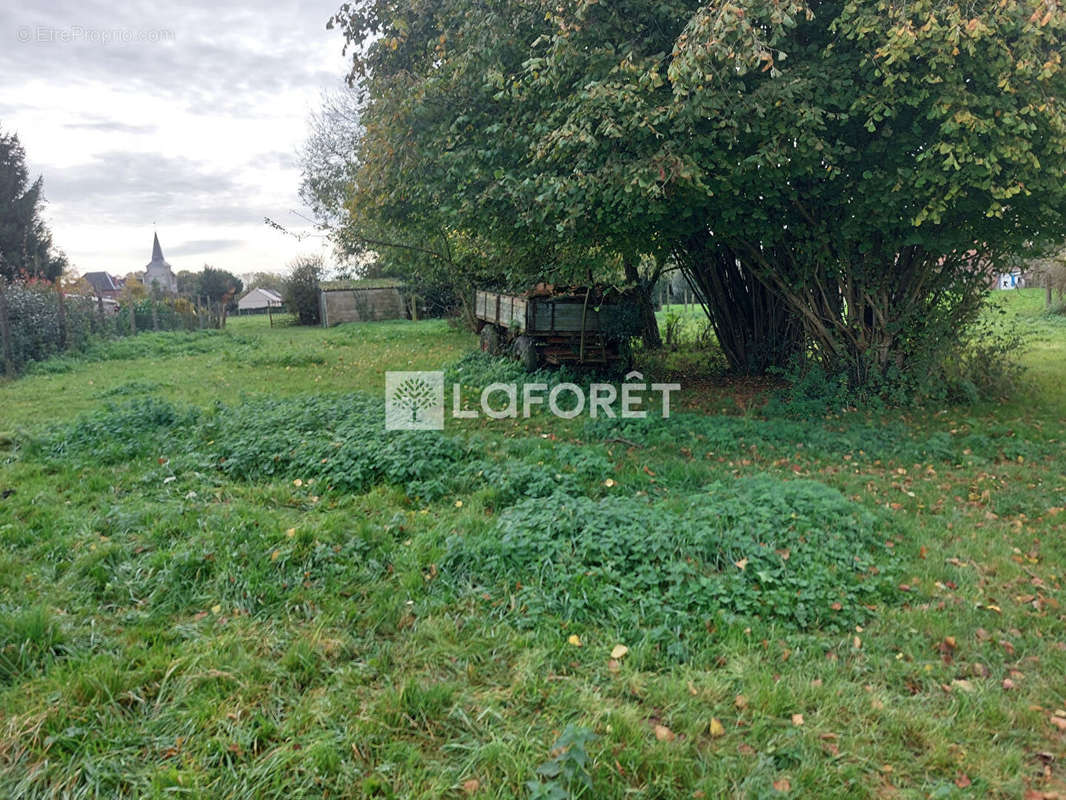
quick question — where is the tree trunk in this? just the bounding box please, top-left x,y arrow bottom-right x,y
676,235 -> 802,374
1048,272 -> 1054,309
623,258 -> 662,350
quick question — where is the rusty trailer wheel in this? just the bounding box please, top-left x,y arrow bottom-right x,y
479,325 -> 501,355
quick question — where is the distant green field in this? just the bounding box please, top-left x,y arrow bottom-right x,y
0,291 -> 1064,798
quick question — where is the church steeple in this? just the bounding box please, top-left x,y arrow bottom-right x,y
143,231 -> 177,293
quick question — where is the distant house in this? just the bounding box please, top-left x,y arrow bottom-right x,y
82,271 -> 124,300
142,233 -> 178,294
997,272 -> 1024,290
318,278 -> 407,326
238,287 -> 284,313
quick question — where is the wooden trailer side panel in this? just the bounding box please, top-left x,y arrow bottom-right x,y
529,299 -> 601,333
475,290 -> 527,332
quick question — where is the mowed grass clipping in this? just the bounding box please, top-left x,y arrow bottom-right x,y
0,295 -> 1064,798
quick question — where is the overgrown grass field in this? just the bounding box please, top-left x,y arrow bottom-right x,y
0,291 -> 1064,798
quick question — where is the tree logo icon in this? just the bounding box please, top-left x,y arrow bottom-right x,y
385,371 -> 444,430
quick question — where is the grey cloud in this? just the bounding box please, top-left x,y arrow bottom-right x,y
167,239 -> 243,256
42,150 -> 265,226
1,0 -> 348,116
64,119 -> 156,134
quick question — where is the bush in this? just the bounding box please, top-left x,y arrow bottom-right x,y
282,255 -> 323,326
1,278 -> 222,376
442,476 -> 901,652
1,280 -> 100,374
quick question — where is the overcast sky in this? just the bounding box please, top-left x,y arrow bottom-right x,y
1,0 -> 350,276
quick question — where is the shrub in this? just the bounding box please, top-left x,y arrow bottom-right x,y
1,281 -> 99,374
282,255 -> 323,326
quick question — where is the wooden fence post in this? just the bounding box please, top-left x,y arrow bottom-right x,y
0,279 -> 15,377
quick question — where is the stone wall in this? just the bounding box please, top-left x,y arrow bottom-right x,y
320,287 -> 407,326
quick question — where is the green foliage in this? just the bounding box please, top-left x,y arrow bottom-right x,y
940,311 -> 1027,404
445,351 -> 579,389
247,350 -> 328,368
1,306 -> 1065,797
527,725 -> 597,799
1,281 -> 99,373
2,280 -> 224,376
0,128 -> 66,281
29,397 -> 202,465
24,329 -> 252,375
444,477 -> 901,651
282,255 -> 323,326
195,266 -> 243,303
331,0 -> 1066,390
97,379 -> 167,398
585,410 -> 1055,467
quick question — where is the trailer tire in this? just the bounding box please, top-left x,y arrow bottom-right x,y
480,325 -> 500,355
514,335 -> 539,372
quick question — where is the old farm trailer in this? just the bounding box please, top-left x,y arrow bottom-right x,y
474,286 -> 640,371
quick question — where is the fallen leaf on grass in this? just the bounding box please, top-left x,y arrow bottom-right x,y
791,713 -> 804,727
567,634 -> 582,647
735,558 -> 748,571
462,779 -> 480,794
710,718 -> 725,738
654,724 -> 675,742
735,694 -> 748,710
772,777 -> 791,792
955,773 -> 972,788
610,644 -> 629,659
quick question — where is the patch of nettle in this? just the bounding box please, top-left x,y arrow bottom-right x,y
24,393 -> 902,641
444,477 -> 899,654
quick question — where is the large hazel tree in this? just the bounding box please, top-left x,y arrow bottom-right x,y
330,0 -> 1066,385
